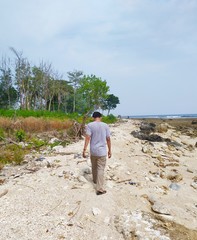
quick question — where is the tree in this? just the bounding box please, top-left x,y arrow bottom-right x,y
78,75 -> 110,114
67,70 -> 83,112
0,56 -> 18,109
10,47 -> 32,110
101,94 -> 120,115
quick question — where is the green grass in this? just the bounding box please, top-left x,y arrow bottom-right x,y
0,109 -> 71,119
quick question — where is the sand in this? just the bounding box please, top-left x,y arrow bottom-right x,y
0,119 -> 197,240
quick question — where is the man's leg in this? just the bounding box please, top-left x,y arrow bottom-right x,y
96,156 -> 106,192
91,156 -> 97,184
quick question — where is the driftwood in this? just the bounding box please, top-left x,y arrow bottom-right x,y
0,136 -> 20,146
77,160 -> 87,164
116,178 -> 131,183
43,200 -> 63,216
73,112 -> 91,139
0,189 -> 8,198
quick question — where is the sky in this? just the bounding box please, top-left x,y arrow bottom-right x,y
0,0 -> 197,116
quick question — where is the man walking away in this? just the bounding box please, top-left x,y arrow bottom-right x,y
83,112 -> 112,195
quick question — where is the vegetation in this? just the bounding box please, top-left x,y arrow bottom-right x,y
0,48 -> 120,168
0,48 -> 120,115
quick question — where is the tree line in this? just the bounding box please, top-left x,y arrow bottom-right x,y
0,48 -> 119,115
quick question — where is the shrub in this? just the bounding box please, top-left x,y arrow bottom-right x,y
15,129 -> 26,142
0,128 -> 5,139
0,145 -> 24,165
30,138 -> 47,149
102,114 -> 117,124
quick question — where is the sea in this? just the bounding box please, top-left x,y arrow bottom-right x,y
123,113 -> 197,119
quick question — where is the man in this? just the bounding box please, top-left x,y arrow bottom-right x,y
83,111 -> 111,195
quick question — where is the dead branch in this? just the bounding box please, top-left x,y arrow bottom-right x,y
0,136 -> 20,146
68,201 -> 81,222
116,178 -> 131,184
42,200 -> 63,216
0,189 -> 8,198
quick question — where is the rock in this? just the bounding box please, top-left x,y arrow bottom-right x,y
49,138 -> 59,144
169,183 -> 181,191
52,145 -> 64,153
74,153 -> 82,159
195,142 -> 197,148
82,167 -> 91,174
190,182 -> 197,190
77,176 -> 88,183
92,207 -> 101,216
151,202 -> 171,215
192,120 -> 197,124
187,168 -> 194,173
156,123 -> 169,133
35,156 -> 45,161
104,216 -> 110,224
142,146 -> 152,154
193,176 -> 197,182
187,144 -> 195,151
167,173 -> 183,182
140,122 -> 156,134
131,131 -> 165,142
167,141 -> 182,148
0,189 -> 8,198
0,178 -> 5,185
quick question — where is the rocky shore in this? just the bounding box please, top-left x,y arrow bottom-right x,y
0,118 -> 197,240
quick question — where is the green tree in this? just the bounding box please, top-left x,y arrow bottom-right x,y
78,75 -> 110,114
0,56 -> 18,108
10,47 -> 32,110
101,94 -> 120,115
67,70 -> 83,112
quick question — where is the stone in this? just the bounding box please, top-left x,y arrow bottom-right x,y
77,176 -> 88,183
191,182 -> 197,190
151,202 -> 171,215
169,183 -> 181,191
49,138 -> 59,144
92,207 -> 101,216
156,123 -> 169,133
52,145 -> 64,153
192,176 -> 197,182
187,168 -> 194,173
140,122 -> 156,133
142,146 -> 152,154
167,173 -> 183,182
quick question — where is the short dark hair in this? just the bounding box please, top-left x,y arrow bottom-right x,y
92,111 -> 102,118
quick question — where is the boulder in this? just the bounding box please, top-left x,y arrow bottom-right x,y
140,122 -> 156,134
156,123 -> 169,133
131,131 -> 164,142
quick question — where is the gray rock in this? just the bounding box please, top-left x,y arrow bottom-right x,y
151,202 -> 171,215
169,183 -> 181,191
92,207 -> 101,216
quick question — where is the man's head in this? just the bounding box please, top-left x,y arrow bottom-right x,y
92,111 -> 102,119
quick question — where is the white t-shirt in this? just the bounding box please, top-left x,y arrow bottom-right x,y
86,121 -> 110,157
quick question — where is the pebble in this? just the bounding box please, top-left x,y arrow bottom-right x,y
169,183 -> 181,191
151,202 -> 171,215
92,207 -> 101,216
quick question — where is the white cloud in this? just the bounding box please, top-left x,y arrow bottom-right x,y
0,0 -> 197,115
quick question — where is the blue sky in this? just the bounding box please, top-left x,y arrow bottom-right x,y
0,0 -> 197,116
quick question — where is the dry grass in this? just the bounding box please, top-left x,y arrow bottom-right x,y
0,117 -> 73,133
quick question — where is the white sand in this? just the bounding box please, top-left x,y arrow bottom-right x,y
0,119 -> 197,240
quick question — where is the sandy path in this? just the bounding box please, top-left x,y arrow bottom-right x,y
0,119 -> 197,240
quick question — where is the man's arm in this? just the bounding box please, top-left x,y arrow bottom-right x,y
106,136 -> 112,158
83,135 -> 91,158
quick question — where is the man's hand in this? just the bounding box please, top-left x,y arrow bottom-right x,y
83,150 -> 87,158
108,151 -> 112,158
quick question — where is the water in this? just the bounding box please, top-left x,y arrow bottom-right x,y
123,113 -> 197,119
